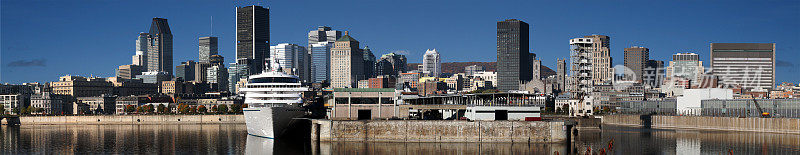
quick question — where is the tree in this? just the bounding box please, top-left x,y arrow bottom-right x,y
217,104 -> 229,114
211,105 -> 218,113
157,104 -> 168,114
95,106 -> 104,115
125,105 -> 136,113
145,105 -> 155,113
230,104 -> 242,114
197,105 -> 207,114
136,106 -> 144,113
189,106 -> 197,114
178,104 -> 190,114
561,104 -> 570,115
12,107 -> 21,115
0,105 -> 5,115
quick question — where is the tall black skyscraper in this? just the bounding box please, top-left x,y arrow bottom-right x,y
236,5 -> 270,75
199,37 -> 218,63
496,19 -> 531,91
147,18 -> 173,75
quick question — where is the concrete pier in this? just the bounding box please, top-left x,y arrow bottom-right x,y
602,115 -> 800,134
2,115 -> 244,125
310,120 -> 575,143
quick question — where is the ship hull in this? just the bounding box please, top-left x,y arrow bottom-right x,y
243,106 -> 306,138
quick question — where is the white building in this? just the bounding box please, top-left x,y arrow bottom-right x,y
464,106 -> 541,121
569,96 -> 594,117
676,88 -> 733,115
472,71 -> 497,88
270,43 -> 310,82
1,94 -> 29,115
422,49 -> 441,77
30,93 -> 64,115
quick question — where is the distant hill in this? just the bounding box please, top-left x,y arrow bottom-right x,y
407,62 -> 555,78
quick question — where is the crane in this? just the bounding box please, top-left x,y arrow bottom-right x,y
750,98 -> 771,118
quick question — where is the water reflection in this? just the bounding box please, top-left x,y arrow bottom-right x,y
3,124 -> 800,154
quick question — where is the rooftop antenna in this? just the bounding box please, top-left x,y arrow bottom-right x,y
210,16 -> 213,36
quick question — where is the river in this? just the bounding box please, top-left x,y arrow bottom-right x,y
2,124 -> 799,154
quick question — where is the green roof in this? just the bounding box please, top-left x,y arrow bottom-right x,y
336,34 -> 357,42
334,88 -> 395,92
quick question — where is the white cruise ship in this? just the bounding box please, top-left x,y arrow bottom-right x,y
242,59 -> 308,138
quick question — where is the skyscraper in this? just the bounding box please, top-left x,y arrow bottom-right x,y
146,18 -> 173,75
175,60 -> 196,81
228,62 -> 249,93
133,32 -> 149,67
308,26 -> 342,46
422,49 -> 441,77
206,65 -> 229,92
363,46 -> 376,79
199,37 -> 218,63
310,42 -> 333,83
710,43 -> 775,91
236,5 -> 269,75
587,35 -> 613,85
665,53 -> 704,87
496,19 -> 531,92
643,60 -> 665,88
330,32 -> 364,88
270,43 -> 309,81
376,53 -> 407,77
624,46 -> 650,82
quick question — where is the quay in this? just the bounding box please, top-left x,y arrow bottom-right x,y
602,115 -> 800,134
1,115 -> 244,125
310,119 -> 576,143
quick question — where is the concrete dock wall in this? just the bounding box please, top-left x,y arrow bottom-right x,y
311,120 -> 572,143
7,115 -> 244,125
602,115 -> 800,134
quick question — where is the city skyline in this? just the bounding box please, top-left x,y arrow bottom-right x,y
2,0 -> 799,84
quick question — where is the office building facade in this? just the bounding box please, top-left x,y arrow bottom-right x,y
330,32 -> 364,88
710,43 -> 775,91
310,42 -> 333,83
624,46 -> 649,82
308,26 -> 342,46
236,5 -> 270,75
146,18 -> 173,75
199,37 -> 218,63
496,19 -> 532,91
422,49 -> 441,77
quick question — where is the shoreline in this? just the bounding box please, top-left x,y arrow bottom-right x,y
2,115 -> 245,125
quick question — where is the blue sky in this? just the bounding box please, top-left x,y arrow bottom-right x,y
2,0 -> 798,84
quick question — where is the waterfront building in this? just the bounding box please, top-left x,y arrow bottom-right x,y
329,88 -> 399,120
307,26 -> 342,46
115,96 -> 148,114
161,79 -> 206,95
76,94 -> 117,114
569,35 -> 613,94
199,37 -> 218,63
676,88 -> 733,115
270,43 -> 310,82
228,62 -> 249,94
624,46 -> 649,82
30,92 -> 66,115
135,71 -> 171,84
146,18 -> 173,75
1,94 -> 29,115
236,5 -> 270,75
133,33 -> 148,67
376,53 -> 407,77
399,72 -> 421,89
310,42 -> 333,83
464,65 -> 484,76
472,71 -> 497,88
116,64 -> 145,79
330,32 -> 364,88
106,77 -> 158,96
50,75 -> 113,97
358,80 -> 370,88
445,74 -> 465,91
175,60 -> 196,81
194,62 -> 212,83
207,65 -> 229,92
643,60 -> 665,88
422,49 -> 441,77
496,19 -> 532,92
368,76 -> 396,89
664,53 -> 704,88
363,46 -> 376,79
710,43 -> 775,91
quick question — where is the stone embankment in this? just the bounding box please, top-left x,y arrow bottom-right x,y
602,115 -> 800,134
2,115 -> 244,125
310,120 -> 575,143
